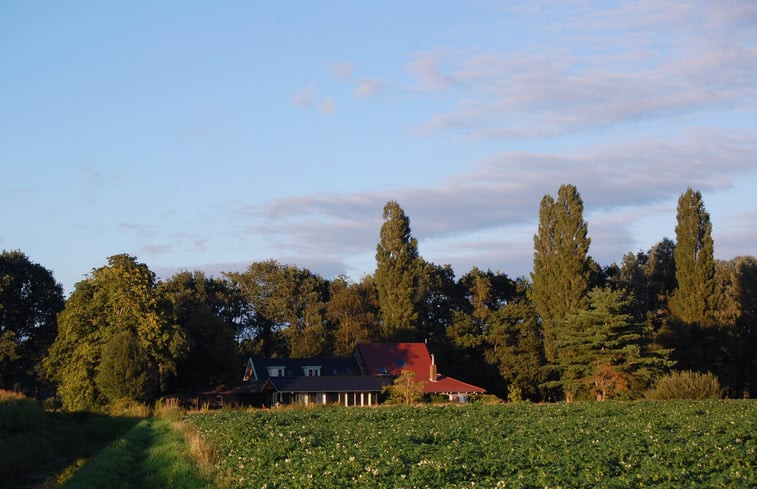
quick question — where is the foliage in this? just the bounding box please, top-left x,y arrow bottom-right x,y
711,256 -> 757,396
161,271 -> 240,391
531,184 -> 592,363
44,254 -> 186,411
548,287 -> 673,401
415,261 -> 459,349
227,260 -> 329,358
187,401 -> 756,488
374,201 -> 421,341
0,250 -> 64,391
670,188 -> 716,326
383,369 -> 426,405
326,276 -> 380,357
484,278 -> 546,401
646,370 -> 722,400
96,331 -> 155,405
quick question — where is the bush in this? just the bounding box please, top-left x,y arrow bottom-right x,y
108,398 -> 152,418
646,370 -> 722,400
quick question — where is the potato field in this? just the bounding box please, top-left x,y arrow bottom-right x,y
187,401 -> 755,489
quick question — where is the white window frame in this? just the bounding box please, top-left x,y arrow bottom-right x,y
267,366 -> 285,377
302,366 -> 321,376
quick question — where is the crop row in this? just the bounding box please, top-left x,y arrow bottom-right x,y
186,400 -> 756,488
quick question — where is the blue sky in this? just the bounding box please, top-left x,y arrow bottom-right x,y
2,1 -> 756,295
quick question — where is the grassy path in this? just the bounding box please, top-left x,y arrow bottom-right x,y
60,417 -> 212,489
0,398 -> 138,489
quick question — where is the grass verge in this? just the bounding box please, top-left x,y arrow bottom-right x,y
60,417 -> 213,489
0,396 -> 138,488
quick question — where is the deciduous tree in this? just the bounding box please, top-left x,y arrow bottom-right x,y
530,184 -> 591,363
44,254 -> 186,410
670,188 -> 715,326
160,271 -> 240,391
0,250 -> 64,392
326,276 -> 380,357
375,201 -> 420,341
384,369 -> 426,404
228,260 -> 329,358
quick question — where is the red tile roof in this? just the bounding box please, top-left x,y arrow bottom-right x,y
355,342 -> 485,394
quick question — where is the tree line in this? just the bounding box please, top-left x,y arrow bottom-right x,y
1,186 -> 755,409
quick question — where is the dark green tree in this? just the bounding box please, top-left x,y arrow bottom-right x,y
444,268 -> 517,396
484,278 -> 546,401
530,184 -> 592,363
710,256 -> 757,397
374,201 -> 420,341
228,260 -> 329,358
0,250 -> 64,392
95,330 -> 154,404
670,188 -> 715,326
160,271 -> 240,391
416,262 -> 460,348
646,238 -> 677,313
548,287 -> 673,401
44,254 -> 186,410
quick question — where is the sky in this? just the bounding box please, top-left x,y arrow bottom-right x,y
2,1 -> 756,295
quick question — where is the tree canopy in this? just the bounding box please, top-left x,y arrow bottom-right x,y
44,254 -> 186,410
375,201 -> 421,341
530,184 -> 592,363
0,250 -> 64,392
670,188 -> 716,326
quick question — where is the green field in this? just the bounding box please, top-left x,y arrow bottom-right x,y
187,401 -> 756,489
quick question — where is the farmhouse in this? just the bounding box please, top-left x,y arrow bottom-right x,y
229,342 -> 485,407
355,342 -> 486,401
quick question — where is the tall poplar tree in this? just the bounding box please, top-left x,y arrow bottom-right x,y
375,201 -> 420,341
530,184 -> 591,362
670,188 -> 715,326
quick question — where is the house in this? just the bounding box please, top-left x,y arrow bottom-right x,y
242,356 -> 383,407
355,342 -> 486,401
231,342 -> 485,407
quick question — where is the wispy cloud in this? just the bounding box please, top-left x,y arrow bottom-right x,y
354,79 -> 383,97
227,130 -> 757,277
326,61 -> 354,79
291,83 -> 317,108
346,1 -> 757,139
292,83 -> 336,114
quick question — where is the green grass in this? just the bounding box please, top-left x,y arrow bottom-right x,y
60,417 -> 212,489
187,400 -> 756,488
0,398 -> 138,488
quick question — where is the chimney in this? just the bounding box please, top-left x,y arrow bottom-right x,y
429,354 -> 437,382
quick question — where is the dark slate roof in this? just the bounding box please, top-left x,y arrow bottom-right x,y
248,357 -> 361,381
266,376 -> 383,393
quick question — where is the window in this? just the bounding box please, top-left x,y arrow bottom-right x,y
268,366 -> 285,377
303,366 -> 321,376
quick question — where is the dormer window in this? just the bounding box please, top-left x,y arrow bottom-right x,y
303,366 -> 321,376
267,366 -> 285,377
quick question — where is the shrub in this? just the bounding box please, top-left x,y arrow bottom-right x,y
108,398 -> 152,418
646,370 -> 722,400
